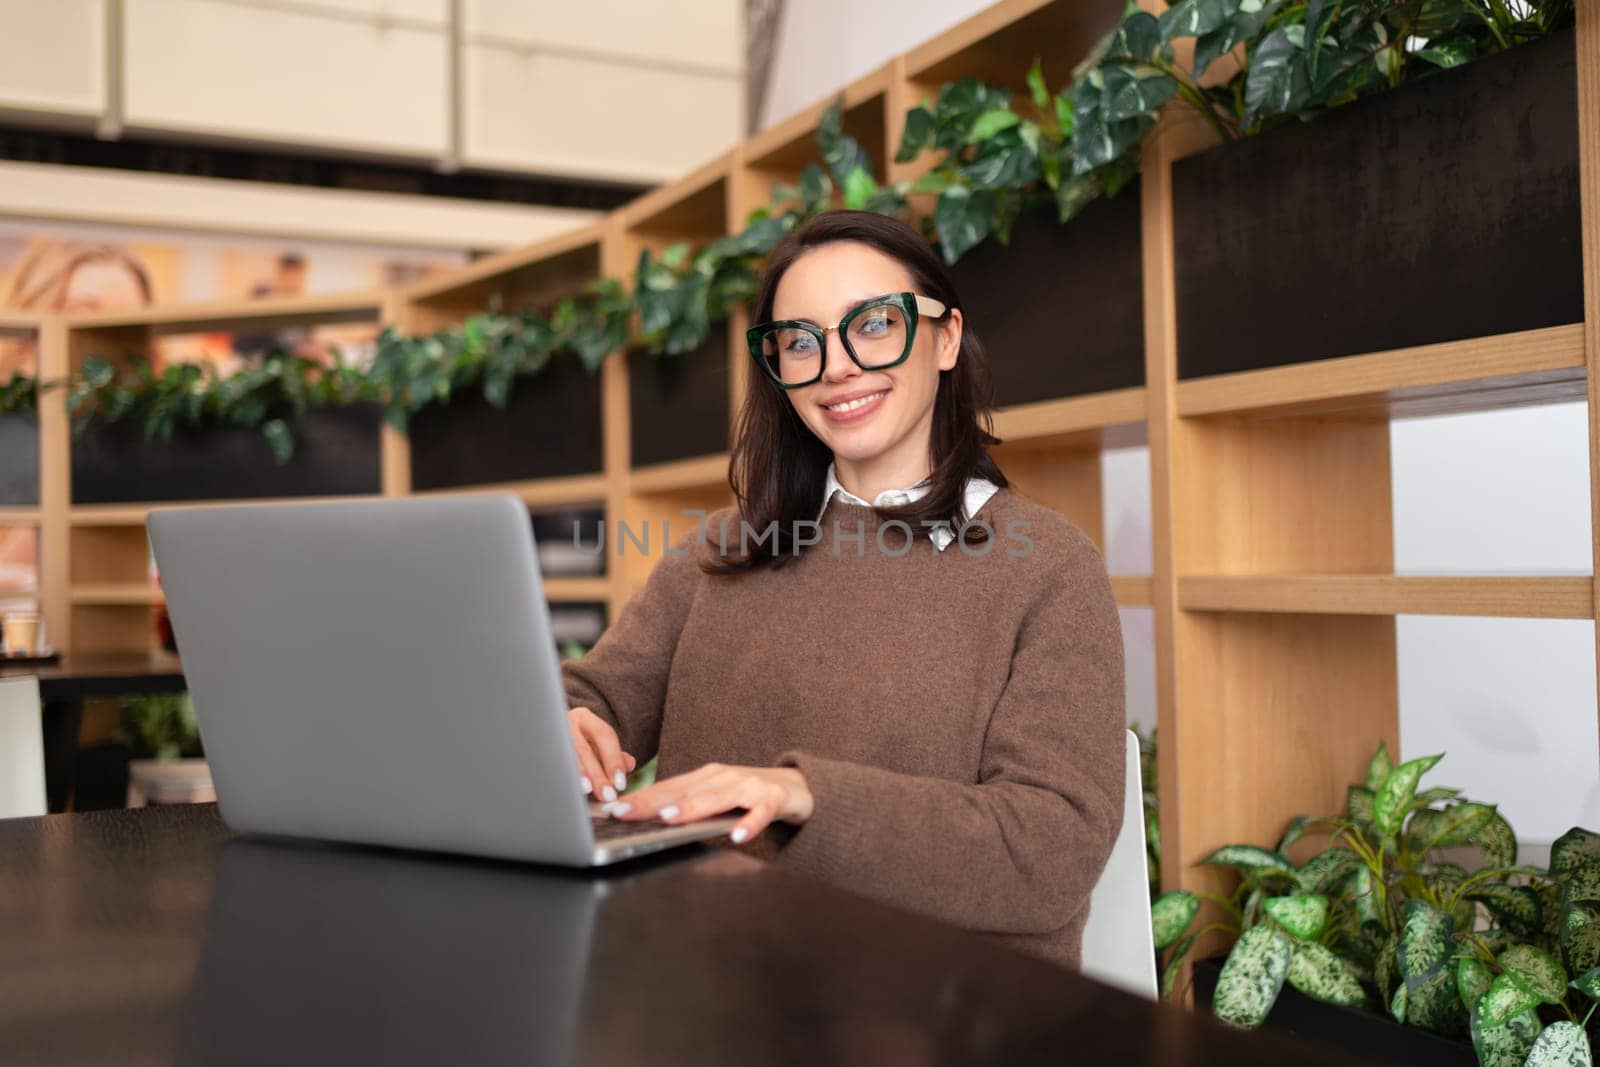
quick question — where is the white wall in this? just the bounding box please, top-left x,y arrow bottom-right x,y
758,0 -> 989,132
759,2 -> 1600,846
1391,404 -> 1598,843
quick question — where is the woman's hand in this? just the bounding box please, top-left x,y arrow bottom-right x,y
568,706 -> 636,803
603,763 -> 813,845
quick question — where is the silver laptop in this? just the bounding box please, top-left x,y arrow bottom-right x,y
147,494 -> 738,866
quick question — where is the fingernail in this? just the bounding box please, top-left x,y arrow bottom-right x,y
659,804 -> 680,821
581,776 -> 592,795
730,827 -> 748,844
607,802 -> 631,818
601,785 -> 617,803
614,771 -> 627,792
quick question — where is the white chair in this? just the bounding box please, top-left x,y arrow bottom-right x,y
0,675 -> 47,819
1080,729 -> 1158,998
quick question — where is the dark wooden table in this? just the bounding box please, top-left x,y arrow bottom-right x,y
0,804 -> 1354,1066
0,652 -> 186,812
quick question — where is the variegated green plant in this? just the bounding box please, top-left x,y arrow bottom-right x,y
1154,744 -> 1599,1066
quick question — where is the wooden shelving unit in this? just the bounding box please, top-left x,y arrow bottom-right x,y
34,295 -> 391,655
1137,0 -> 1600,936
19,0 -> 1598,966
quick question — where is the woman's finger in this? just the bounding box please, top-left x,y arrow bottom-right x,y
610,764 -> 737,820
728,792 -> 780,846
567,722 -> 607,799
576,714 -> 630,798
660,773 -> 771,824
719,777 -> 781,842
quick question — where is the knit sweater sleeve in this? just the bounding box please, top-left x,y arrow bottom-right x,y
559,522 -> 706,761
771,524 -> 1127,937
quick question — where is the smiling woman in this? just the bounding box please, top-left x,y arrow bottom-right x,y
560,209 -> 1127,973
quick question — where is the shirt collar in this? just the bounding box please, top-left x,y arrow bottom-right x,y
815,462 -> 999,551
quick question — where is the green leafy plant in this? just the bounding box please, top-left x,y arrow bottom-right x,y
899,0 -> 1574,264
893,49 -> 1156,264
1149,0 -> 1575,137
67,348 -> 378,463
0,370 -> 38,418
367,281 -> 630,433
1153,743 -> 1598,1065
111,691 -> 202,761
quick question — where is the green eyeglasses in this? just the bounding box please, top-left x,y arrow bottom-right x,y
746,291 -> 949,389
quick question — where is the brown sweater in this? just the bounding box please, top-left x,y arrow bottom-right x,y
561,488 -> 1126,971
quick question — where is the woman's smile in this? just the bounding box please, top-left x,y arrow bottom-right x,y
818,386 -> 890,424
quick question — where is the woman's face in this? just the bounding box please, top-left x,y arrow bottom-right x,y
773,241 -> 960,473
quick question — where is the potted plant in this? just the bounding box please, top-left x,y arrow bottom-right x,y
1157,1 -> 1580,379
894,70 -> 1146,405
1154,743 -> 1599,1065
376,295 -> 623,490
68,351 -> 382,504
72,691 -> 204,811
627,240 -> 741,469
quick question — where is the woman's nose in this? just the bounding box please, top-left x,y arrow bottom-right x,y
821,329 -> 858,382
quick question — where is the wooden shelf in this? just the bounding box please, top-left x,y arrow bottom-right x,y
412,474 -> 610,509
0,311 -> 43,331
903,0 -> 1123,91
543,577 -> 611,603
70,494 -> 386,527
743,63 -> 892,173
0,508 -> 40,526
616,151 -> 733,235
1179,574 -> 1594,620
70,583 -> 163,607
397,221 -> 606,308
1110,576 -> 1154,607
61,291 -> 385,335
629,454 -> 730,495
1175,324 -> 1588,420
992,388 -> 1148,449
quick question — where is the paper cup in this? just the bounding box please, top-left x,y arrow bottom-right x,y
2,612 -> 42,656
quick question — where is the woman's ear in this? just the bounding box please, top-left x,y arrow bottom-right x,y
935,308 -> 962,372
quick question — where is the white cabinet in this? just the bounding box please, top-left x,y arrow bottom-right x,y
464,0 -> 741,71
124,0 -> 448,157
464,42 -> 741,183
0,0 -> 105,119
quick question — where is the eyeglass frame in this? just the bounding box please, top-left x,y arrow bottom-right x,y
745,291 -> 950,390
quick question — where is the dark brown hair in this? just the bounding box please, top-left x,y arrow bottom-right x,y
706,209 -> 1007,574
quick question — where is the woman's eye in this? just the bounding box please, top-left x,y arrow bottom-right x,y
856,314 -> 889,335
784,335 -> 818,355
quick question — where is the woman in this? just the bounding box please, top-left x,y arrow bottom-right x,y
562,209 -> 1125,971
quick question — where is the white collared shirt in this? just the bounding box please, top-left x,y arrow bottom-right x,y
816,462 -> 1000,551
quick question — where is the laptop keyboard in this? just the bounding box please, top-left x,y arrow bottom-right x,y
591,815 -> 678,841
